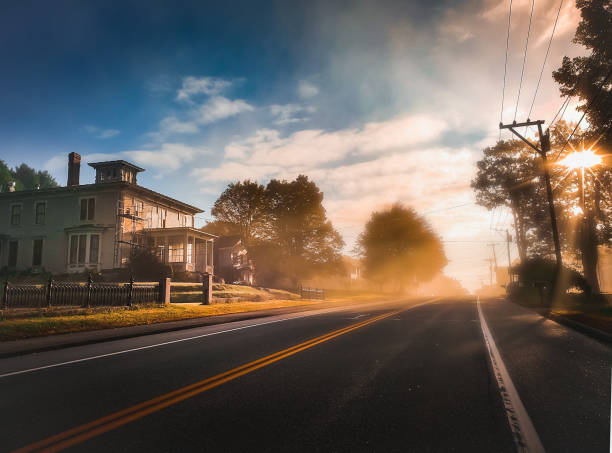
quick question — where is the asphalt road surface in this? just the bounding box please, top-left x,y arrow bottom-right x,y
0,298 -> 609,452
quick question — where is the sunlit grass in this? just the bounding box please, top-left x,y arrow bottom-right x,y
0,301 -> 319,341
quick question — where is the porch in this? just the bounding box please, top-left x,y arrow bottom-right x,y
145,227 -> 216,275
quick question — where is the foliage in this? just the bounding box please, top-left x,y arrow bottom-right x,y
128,247 -> 172,281
356,204 -> 447,290
201,220 -> 241,237
210,176 -> 344,289
0,160 -> 58,192
552,0 -> 612,148
472,121 -> 612,264
210,180 -> 267,247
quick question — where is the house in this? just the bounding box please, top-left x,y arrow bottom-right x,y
0,153 -> 215,275
214,235 -> 254,285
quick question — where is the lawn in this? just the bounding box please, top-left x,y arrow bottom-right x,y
0,300 -> 320,341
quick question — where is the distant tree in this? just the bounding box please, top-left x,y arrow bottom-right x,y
553,0 -> 612,148
0,161 -> 58,191
0,160 -> 12,192
357,204 -> 446,291
210,180 -> 267,247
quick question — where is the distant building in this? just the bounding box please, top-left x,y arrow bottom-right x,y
0,153 -> 215,275
214,236 -> 254,285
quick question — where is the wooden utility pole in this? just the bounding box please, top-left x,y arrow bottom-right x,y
506,230 -> 513,283
499,120 -> 563,269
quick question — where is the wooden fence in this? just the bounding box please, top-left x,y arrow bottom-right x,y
1,276 -> 160,309
299,287 -> 325,300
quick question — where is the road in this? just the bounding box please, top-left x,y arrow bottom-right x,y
0,298 -> 609,452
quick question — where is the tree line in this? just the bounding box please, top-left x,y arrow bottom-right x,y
204,177 -> 446,291
0,160 -> 58,192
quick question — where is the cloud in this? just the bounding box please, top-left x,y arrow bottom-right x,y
269,103 -> 314,125
85,143 -> 210,173
217,113 -> 447,168
158,116 -> 199,134
177,76 -> 232,101
298,80 -> 319,99
195,96 -> 254,124
83,125 -> 120,139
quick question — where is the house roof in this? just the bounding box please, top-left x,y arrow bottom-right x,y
0,181 -> 204,214
88,160 -> 145,172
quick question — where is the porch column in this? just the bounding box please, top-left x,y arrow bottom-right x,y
183,233 -> 188,265
163,236 -> 169,264
208,239 -> 214,272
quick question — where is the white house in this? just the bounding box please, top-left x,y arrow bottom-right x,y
0,153 -> 215,275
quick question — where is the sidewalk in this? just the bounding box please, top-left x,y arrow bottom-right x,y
0,299 -> 372,358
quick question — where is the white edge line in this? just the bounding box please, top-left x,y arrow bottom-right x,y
0,298 -> 437,379
477,296 -> 545,453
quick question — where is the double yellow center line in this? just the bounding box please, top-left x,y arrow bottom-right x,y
14,307 -> 410,453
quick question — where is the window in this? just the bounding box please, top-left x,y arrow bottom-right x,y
35,202 -> 46,225
89,235 -> 99,263
8,241 -> 18,267
80,198 -> 95,221
69,233 -> 100,265
168,241 -> 184,263
11,205 -> 21,226
32,239 -> 43,267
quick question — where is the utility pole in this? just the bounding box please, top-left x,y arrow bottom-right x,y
506,230 -> 513,283
499,120 -> 563,269
488,244 -> 498,287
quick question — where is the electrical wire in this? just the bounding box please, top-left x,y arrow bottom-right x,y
499,0 -> 514,140
549,96 -> 571,127
514,0 -> 536,122
527,0 -> 564,121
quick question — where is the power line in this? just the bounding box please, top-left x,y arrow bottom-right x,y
499,0 -> 514,140
527,0 -> 564,121
549,96 -> 571,127
514,0 -> 535,122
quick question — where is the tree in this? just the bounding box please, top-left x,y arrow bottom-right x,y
471,139 -> 551,260
262,175 -> 344,287
201,220 -> 241,237
357,204 -> 447,291
210,175 -> 345,289
0,161 -> 58,191
210,180 -> 267,247
552,0 -> 612,148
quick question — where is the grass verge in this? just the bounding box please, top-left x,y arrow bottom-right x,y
0,300 -> 318,341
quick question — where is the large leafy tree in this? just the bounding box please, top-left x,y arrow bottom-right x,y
356,204 -> 446,291
262,175 -> 345,287
210,175 -> 344,288
552,0 -> 612,148
210,180 -> 267,247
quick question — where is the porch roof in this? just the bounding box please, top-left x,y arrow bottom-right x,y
144,227 -> 217,240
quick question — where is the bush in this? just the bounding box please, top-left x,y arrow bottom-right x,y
129,247 -> 172,282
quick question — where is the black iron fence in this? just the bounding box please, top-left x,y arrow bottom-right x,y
300,287 -> 325,300
1,276 -> 161,309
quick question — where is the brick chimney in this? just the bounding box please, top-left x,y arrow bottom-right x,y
67,152 -> 81,186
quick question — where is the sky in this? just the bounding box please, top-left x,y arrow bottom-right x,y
0,0 -> 586,291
